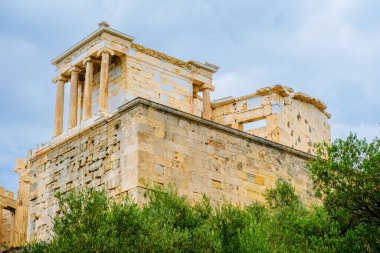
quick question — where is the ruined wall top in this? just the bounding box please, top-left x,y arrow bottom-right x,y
0,187 -> 16,210
212,84 -> 330,118
211,84 -> 331,154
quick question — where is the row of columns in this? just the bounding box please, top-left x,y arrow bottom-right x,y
53,48 -> 114,137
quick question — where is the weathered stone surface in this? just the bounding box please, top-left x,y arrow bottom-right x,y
0,188 -> 16,249
13,158 -> 30,246
27,99 -> 316,241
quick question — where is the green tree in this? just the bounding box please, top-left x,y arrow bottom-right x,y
309,134 -> 380,229
309,133 -> 380,251
265,179 -> 301,209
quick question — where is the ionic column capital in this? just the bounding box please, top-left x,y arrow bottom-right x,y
69,66 -> 83,74
97,47 -> 115,57
83,57 -> 100,65
52,75 -> 68,84
200,83 -> 215,92
83,57 -> 93,65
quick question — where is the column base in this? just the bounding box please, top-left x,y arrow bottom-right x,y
98,110 -> 112,118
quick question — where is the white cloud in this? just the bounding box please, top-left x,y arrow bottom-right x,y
331,122 -> 379,141
212,68 -> 275,100
0,125 -> 51,193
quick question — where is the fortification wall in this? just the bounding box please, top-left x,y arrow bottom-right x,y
27,107 -> 140,241
28,98 -> 315,241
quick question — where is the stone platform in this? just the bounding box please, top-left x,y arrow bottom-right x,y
28,98 -> 315,241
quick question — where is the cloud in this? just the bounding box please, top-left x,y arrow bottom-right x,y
331,122 -> 379,141
0,124 -> 52,194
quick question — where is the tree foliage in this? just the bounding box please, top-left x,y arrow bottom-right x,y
309,134 -> 380,231
24,182 -> 378,252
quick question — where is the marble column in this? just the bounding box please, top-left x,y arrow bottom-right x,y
53,75 -> 67,137
202,87 -> 211,120
83,57 -> 94,120
97,48 -> 114,114
78,81 -> 84,123
68,67 -> 81,129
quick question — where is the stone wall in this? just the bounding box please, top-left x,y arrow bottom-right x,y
1,209 -> 13,247
28,98 -> 316,241
278,98 -> 330,153
133,100 -> 315,206
125,47 -> 196,114
0,161 -> 29,249
13,159 -> 30,246
27,106 -> 140,241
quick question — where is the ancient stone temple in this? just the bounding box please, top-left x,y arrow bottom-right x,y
0,22 -> 330,246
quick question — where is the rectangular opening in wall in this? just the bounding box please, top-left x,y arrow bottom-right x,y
271,103 -> 282,114
247,96 -> 262,109
243,118 -> 267,131
159,94 -> 168,104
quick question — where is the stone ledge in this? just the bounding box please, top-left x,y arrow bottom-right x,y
51,26 -> 135,65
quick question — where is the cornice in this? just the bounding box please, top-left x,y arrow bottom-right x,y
51,26 -> 135,65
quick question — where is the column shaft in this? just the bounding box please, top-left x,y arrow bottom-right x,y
83,59 -> 94,120
99,51 -> 110,113
53,78 -> 66,136
202,88 -> 211,120
78,81 -> 84,123
68,69 -> 80,129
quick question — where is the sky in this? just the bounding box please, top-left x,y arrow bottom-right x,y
0,0 -> 379,193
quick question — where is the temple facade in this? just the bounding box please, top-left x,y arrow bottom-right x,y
0,22 -> 330,246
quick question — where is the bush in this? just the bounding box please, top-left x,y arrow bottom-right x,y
24,180 -> 377,252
